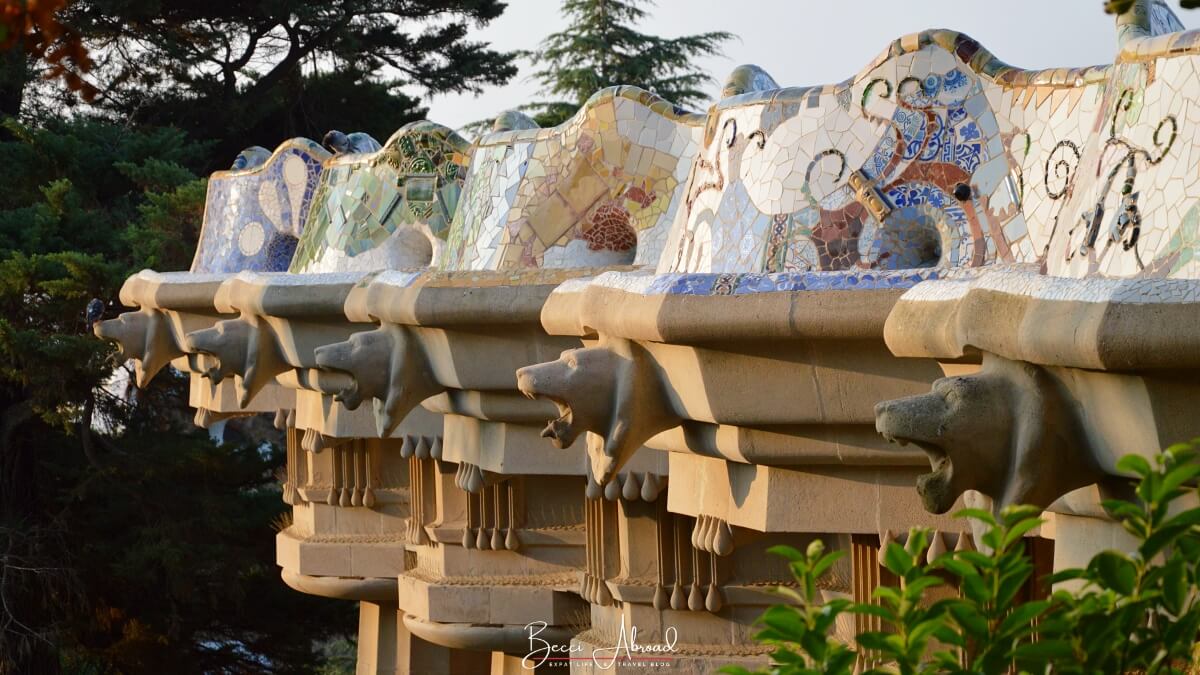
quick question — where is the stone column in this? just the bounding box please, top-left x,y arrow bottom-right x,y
356,602 -> 491,675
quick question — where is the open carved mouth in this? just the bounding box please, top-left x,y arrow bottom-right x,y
333,379 -> 362,410
881,430 -> 957,514
518,382 -> 579,449
201,362 -> 230,383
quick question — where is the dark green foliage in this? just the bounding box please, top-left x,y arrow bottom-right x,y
0,2 -> 525,670
525,0 -> 733,126
51,0 -> 517,166
0,111 -> 356,675
725,442 -> 1200,674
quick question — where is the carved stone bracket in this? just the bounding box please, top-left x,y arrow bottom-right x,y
875,352 -> 1104,514
94,308 -> 182,388
517,337 -> 680,486
315,324 -> 442,437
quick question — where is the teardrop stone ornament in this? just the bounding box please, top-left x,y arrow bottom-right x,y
955,531 -> 976,552
399,436 -> 414,459
927,531 -> 948,563
505,528 -> 521,551
603,478 -> 621,501
653,585 -> 669,610
640,473 -> 659,501
705,584 -> 723,612
670,583 -> 686,610
429,436 -> 443,459
622,473 -> 640,501
585,480 -> 602,500
688,584 -> 704,611
466,466 -> 483,494
714,521 -> 734,556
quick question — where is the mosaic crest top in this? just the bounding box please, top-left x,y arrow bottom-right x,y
439,86 -> 705,271
191,138 -> 329,273
290,121 -> 472,273
1042,4 -> 1200,280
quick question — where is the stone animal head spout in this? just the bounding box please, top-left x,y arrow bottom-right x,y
874,354 -> 1103,515
515,339 -> 679,487
186,318 -> 252,384
94,309 -> 181,388
185,316 -> 279,407
316,324 -> 442,437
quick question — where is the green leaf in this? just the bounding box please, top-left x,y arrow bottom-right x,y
1141,522 -> 1195,561
811,550 -> 845,579
851,603 -> 895,621
931,624 -> 966,647
935,557 -> 976,579
760,605 -> 807,640
1161,558 -> 1187,616
995,565 -> 1034,610
999,504 -> 1044,526
1089,551 -> 1137,595
1001,516 -> 1045,551
909,617 -> 947,644
881,542 -> 913,576
826,650 -> 857,674
873,586 -> 902,607
1155,462 -> 1200,501
956,550 -> 997,569
997,599 -> 1050,635
805,539 -> 826,560
1116,454 -> 1152,477
949,603 -> 989,639
855,631 -> 894,653
767,545 -> 806,563
1013,639 -> 1075,660
954,508 -> 998,527
904,575 -> 943,596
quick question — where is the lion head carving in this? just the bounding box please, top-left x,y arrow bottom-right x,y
874,353 -> 1103,514
93,309 -> 181,388
186,315 -> 283,407
315,324 -> 442,437
516,338 -> 679,486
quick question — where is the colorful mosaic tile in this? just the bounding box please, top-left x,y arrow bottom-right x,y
653,0 -> 1200,291
191,138 -> 330,273
439,86 -> 706,271
290,121 -> 472,273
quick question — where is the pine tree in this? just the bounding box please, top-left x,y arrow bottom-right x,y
527,0 -> 734,126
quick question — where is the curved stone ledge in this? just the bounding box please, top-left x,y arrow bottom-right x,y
325,268 -> 608,437
279,569 -> 397,604
184,271 -> 376,407
402,614 -> 576,656
884,266 -> 1200,370
520,273 -> 947,484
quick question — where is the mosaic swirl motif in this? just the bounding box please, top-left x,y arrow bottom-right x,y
290,121 -> 472,273
662,37 -> 1060,276
191,138 -> 329,273
440,86 -> 705,271
1045,46 -> 1200,280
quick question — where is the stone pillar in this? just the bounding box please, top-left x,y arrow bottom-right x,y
356,602 -> 492,675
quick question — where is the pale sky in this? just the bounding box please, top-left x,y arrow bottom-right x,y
417,0 -> 1200,130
